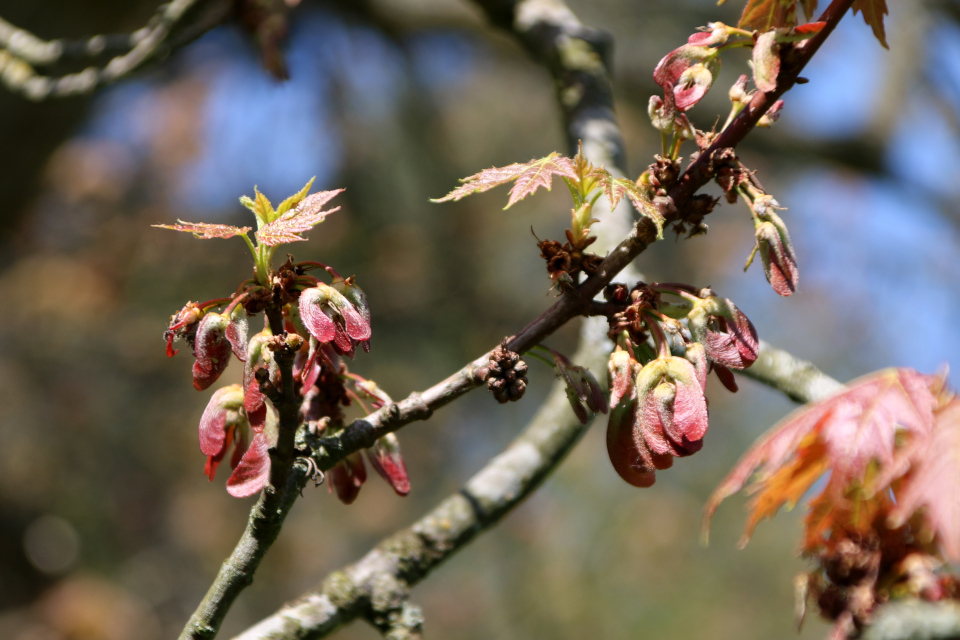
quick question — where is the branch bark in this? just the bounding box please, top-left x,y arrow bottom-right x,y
737,339 -> 844,403
232,329 -> 609,640
0,0 -> 232,100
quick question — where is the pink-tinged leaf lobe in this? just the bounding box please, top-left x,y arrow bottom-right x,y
255,189 -> 343,246
888,398 -> 960,561
432,153 -> 578,209
153,221 -> 252,240
852,0 -> 889,48
703,368 -> 942,543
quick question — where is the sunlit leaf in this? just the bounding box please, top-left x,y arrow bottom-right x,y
255,189 -> 343,246
276,177 -> 315,217
589,167 -> 665,237
752,31 -> 780,93
888,398 -> 960,561
739,0 -> 797,31
432,153 -> 578,209
852,0 -> 888,48
703,368 -> 942,544
799,0 -> 819,21
153,221 -> 252,240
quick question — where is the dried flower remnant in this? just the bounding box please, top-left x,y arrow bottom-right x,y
485,340 -> 529,404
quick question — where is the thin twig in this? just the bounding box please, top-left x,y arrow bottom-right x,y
0,0 -> 232,100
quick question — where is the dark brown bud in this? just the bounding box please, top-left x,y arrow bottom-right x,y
485,340 -> 529,403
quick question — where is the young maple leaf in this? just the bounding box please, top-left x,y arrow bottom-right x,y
852,0 -> 889,48
588,166 -> 665,236
432,153 -> 578,209
887,397 -> 960,561
152,221 -> 252,239
254,189 -> 343,246
739,0 -> 798,31
703,368 -> 942,546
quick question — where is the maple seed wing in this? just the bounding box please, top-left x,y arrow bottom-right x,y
226,431 -> 272,498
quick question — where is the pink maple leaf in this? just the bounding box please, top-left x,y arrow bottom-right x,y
255,189 -> 343,246
153,221 -> 252,239
432,153 -> 577,209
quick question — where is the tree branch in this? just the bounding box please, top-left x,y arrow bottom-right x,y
178,309 -> 309,640
181,0 -> 861,635
737,339 -> 844,403
0,0 -> 232,100
307,0 -> 861,481
231,319 -> 612,640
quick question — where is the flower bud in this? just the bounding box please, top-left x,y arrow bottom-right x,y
756,212 -> 798,296
192,312 -> 233,391
332,277 -> 372,352
637,357 -> 709,455
688,296 -> 759,369
554,351 -> 608,425
729,74 -> 751,106
366,433 -> 410,496
648,95 -> 675,134
675,63 -> 715,111
226,431 -> 271,498
757,99 -> 784,127
608,348 -> 638,409
751,31 -> 780,93
299,283 -> 371,357
654,44 -> 714,89
688,22 -> 730,47
199,384 -> 245,461
225,311 -> 248,361
606,354 -> 709,487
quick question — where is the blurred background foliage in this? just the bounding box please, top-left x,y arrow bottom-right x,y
0,0 -> 958,638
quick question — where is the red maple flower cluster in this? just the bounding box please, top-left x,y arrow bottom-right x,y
604,282 -> 758,487
159,181 -> 409,500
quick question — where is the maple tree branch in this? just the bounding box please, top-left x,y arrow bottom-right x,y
183,0 -> 859,635
178,308 -> 307,640
470,0 -> 625,167
738,339 -> 843,403
861,599 -> 960,640
231,322 -> 609,640
225,2 -> 630,638
306,0 -> 860,523
0,0 -> 232,100
667,0 -> 857,209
